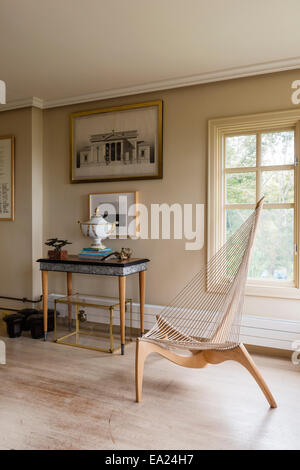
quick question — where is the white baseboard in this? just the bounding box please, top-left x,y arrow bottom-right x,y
49,293 -> 300,351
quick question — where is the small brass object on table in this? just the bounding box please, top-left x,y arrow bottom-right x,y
54,294 -> 132,353
101,247 -> 133,261
116,248 -> 133,261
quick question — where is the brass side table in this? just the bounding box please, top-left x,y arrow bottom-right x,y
54,294 -> 132,353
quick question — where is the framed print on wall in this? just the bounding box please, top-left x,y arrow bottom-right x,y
70,100 -> 163,183
0,136 -> 14,221
89,191 -> 139,238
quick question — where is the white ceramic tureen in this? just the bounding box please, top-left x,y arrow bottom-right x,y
78,208 -> 117,249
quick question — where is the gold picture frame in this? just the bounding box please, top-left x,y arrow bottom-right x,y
0,135 -> 15,221
70,100 -> 163,183
88,191 -> 139,238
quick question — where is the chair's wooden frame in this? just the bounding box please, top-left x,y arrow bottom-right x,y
135,339 -> 277,408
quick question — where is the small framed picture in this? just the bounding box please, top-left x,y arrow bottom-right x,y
70,100 -> 163,183
89,191 -> 139,238
0,136 -> 14,221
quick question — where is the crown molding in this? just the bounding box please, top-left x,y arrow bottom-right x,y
31,96 -> 44,109
1,57 -> 300,112
44,57 -> 300,109
0,96 -> 43,112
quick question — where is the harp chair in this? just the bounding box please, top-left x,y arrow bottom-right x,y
135,197 -> 277,408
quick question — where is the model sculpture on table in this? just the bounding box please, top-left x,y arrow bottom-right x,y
46,238 -> 72,260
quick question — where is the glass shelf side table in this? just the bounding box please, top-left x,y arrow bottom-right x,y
54,294 -> 132,353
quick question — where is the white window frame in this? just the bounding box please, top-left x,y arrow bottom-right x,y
208,109 -> 300,300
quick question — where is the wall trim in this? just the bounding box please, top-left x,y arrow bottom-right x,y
0,96 -> 43,112
49,293 -> 300,351
1,56 -> 300,112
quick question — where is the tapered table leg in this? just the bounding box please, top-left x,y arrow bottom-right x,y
119,276 -> 126,355
67,272 -> 72,330
139,270 -> 146,336
42,270 -> 48,341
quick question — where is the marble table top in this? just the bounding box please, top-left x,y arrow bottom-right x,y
37,255 -> 150,276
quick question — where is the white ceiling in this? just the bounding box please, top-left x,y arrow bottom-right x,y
2,0 -> 300,108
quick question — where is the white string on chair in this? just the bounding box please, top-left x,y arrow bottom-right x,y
143,198 -> 264,351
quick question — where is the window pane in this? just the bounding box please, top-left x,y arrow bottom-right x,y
225,135 -> 256,168
226,209 -> 294,281
262,170 -> 294,203
226,209 -> 252,239
261,131 -> 294,166
226,172 -> 256,204
248,209 -> 294,281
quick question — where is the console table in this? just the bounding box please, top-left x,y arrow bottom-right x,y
37,256 -> 150,354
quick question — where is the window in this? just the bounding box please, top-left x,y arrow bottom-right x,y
208,110 -> 300,298
225,130 -> 295,283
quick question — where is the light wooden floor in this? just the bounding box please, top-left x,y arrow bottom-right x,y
0,334 -> 299,450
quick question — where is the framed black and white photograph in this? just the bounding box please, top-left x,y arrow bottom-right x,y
89,191 -> 139,238
0,136 -> 14,221
70,101 -> 163,183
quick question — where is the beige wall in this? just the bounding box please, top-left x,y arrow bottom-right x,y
1,68 -> 300,319
0,107 -> 43,299
42,69 -> 300,317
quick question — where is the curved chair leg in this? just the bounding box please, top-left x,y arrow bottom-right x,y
135,339 -> 207,402
204,343 -> 277,408
136,339 -> 150,403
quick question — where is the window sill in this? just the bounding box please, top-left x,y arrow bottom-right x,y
246,283 -> 300,300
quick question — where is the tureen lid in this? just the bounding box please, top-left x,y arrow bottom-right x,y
82,207 -> 110,225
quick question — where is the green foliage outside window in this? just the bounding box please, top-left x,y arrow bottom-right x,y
225,131 -> 294,281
